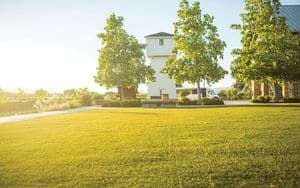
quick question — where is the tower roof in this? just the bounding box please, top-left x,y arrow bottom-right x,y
145,32 -> 173,38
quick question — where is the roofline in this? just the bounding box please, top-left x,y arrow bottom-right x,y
145,36 -> 174,39
145,32 -> 174,38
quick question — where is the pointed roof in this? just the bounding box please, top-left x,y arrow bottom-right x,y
280,5 -> 300,33
145,32 -> 173,38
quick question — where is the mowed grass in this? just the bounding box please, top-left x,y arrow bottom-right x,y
0,107 -> 300,187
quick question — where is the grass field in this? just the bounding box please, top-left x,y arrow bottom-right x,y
0,107 -> 300,187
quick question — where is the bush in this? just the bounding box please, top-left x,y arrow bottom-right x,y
178,97 -> 198,105
179,90 -> 190,98
251,95 -> 271,103
0,101 -> 35,116
120,100 -> 141,107
282,97 -> 300,103
67,100 -> 81,109
100,100 -> 141,107
79,93 -> 93,106
202,97 -> 224,105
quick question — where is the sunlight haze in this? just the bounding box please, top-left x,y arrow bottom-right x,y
0,0 -> 299,93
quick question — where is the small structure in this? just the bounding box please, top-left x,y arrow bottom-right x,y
142,32 -> 177,107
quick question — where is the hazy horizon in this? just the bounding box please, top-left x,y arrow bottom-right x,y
1,0 -> 299,93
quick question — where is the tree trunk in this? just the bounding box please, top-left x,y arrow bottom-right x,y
273,82 -> 283,102
197,81 -> 202,105
119,85 -> 124,101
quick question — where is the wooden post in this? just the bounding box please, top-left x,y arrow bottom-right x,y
251,81 -> 261,99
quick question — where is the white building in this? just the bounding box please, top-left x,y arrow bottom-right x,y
145,32 -> 177,100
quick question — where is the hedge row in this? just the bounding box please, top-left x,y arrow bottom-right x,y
202,97 -> 224,105
97,100 -> 141,107
251,95 -> 272,103
282,97 -> 300,103
178,97 -> 224,105
0,101 -> 35,116
252,96 -> 300,103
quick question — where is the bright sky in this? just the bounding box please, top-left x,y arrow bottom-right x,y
0,0 -> 299,93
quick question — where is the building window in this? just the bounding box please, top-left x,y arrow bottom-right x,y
159,39 -> 164,46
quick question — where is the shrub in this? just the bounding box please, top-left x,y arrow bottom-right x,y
202,97 -> 224,105
283,97 -> 300,103
0,101 -> 35,116
178,97 -> 198,105
67,100 -> 81,109
100,100 -> 141,107
251,95 -> 271,103
120,100 -> 141,107
92,93 -> 104,101
179,90 -> 190,98
79,93 -> 93,106
101,100 -> 120,107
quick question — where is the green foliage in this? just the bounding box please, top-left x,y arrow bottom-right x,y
100,100 -> 141,107
163,0 -> 227,103
177,97 -> 197,105
178,90 -> 190,98
218,88 -> 251,100
231,0 -> 300,83
0,101 -> 35,116
104,91 -> 119,100
79,93 -> 93,106
1,107 -> 299,187
95,14 -> 155,100
34,89 -> 49,99
251,95 -> 272,103
201,97 -> 224,105
136,93 -> 148,100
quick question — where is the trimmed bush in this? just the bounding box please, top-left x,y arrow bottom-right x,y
202,97 -> 224,105
100,100 -> 141,107
251,95 -> 271,103
282,97 -> 300,103
120,100 -> 141,107
178,97 -> 198,105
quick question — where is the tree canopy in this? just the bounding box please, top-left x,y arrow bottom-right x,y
163,0 -> 227,103
95,14 -> 155,100
231,0 -> 300,83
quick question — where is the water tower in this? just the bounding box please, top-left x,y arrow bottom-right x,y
145,32 -> 177,101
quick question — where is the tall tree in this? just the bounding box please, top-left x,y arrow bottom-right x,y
163,0 -> 227,104
231,0 -> 300,101
95,14 -> 155,100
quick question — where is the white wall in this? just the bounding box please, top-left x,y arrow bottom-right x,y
148,57 -> 177,99
146,37 -> 174,57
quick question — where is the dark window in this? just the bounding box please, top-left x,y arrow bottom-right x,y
159,39 -> 164,46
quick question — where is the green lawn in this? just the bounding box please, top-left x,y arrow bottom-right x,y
0,107 -> 300,187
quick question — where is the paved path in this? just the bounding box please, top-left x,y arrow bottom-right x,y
0,106 -> 103,124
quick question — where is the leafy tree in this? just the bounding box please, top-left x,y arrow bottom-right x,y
17,89 -> 26,101
231,0 -> 300,101
163,0 -> 227,104
63,89 -> 77,98
0,89 -> 8,102
95,13 -> 155,101
34,89 -> 49,99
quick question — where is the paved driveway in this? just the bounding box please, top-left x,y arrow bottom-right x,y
0,106 -> 103,124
